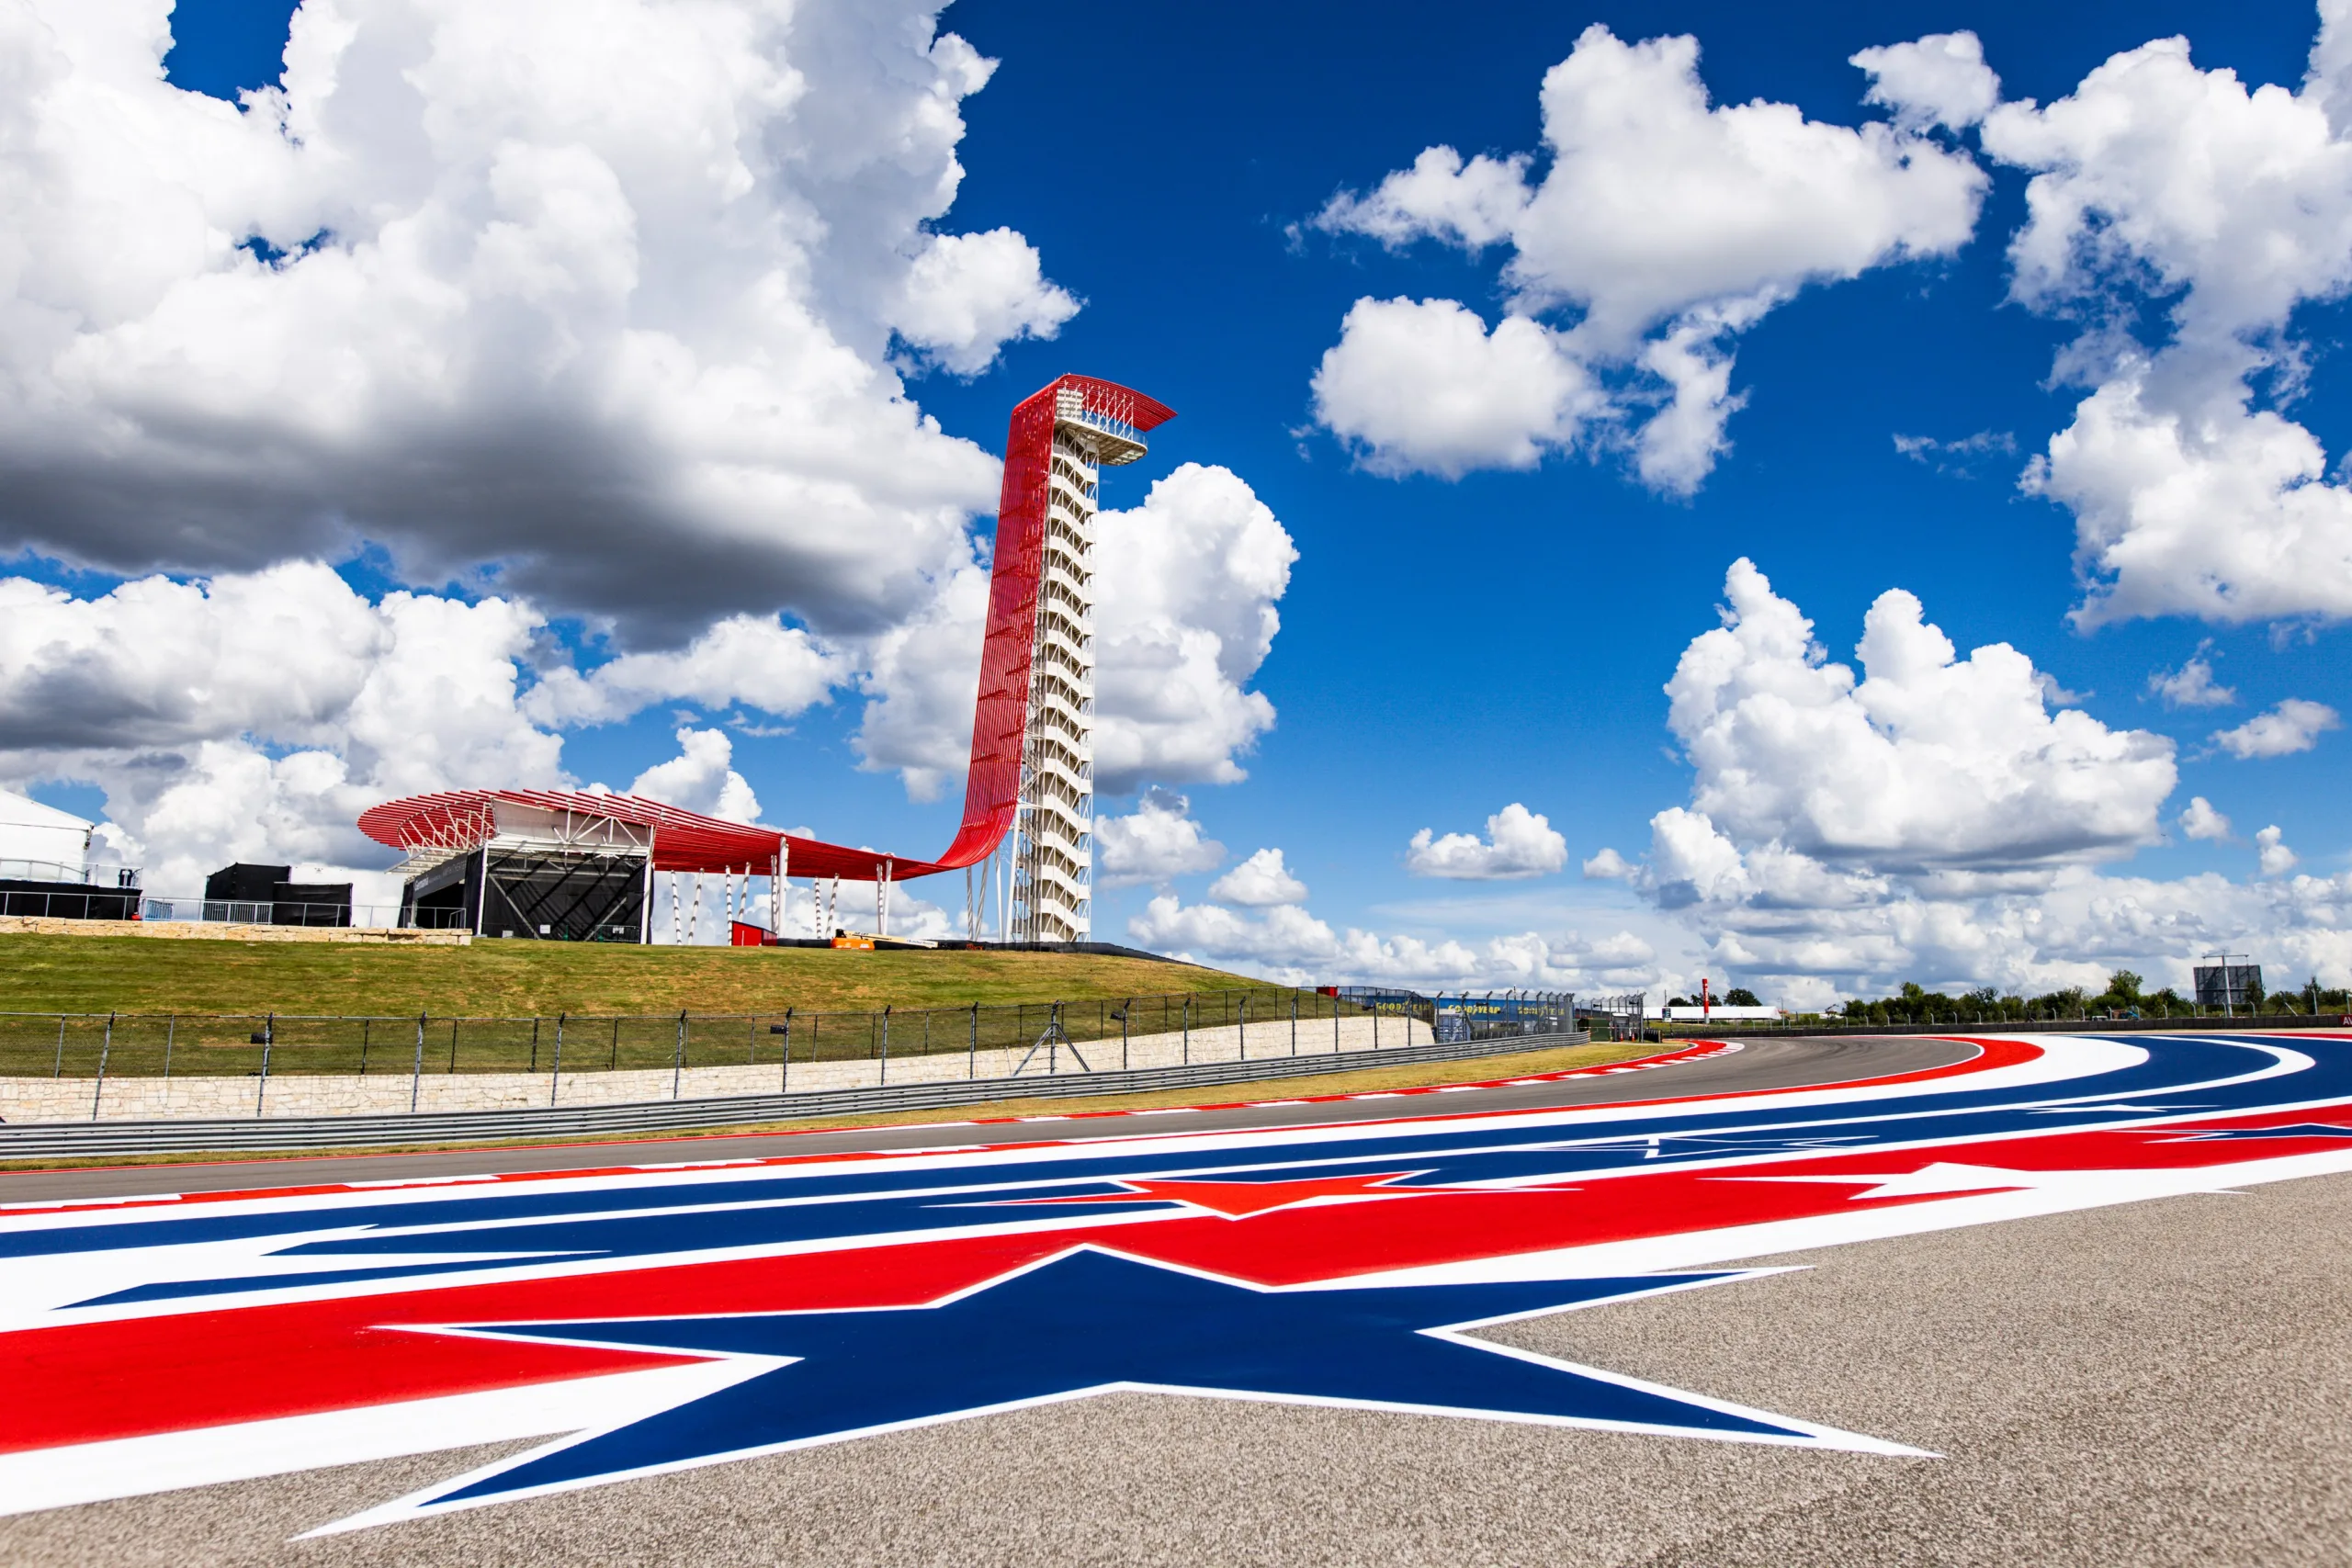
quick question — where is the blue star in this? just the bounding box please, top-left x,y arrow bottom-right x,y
332,1248 -> 1926,1529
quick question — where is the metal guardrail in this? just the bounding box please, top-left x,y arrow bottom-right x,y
0,989 -> 1400,1082
0,1029 -> 1593,1158
1654,1013 -> 2352,1038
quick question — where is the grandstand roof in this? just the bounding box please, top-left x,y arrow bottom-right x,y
357,787 -> 951,880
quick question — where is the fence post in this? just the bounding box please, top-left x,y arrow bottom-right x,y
255,1013 -> 273,1118
1291,993 -> 1297,1056
529,1017 -> 540,1073
1121,1000 -> 1130,1070
1334,995 -> 1340,1053
1238,995 -> 1247,1061
1182,996 -> 1191,1065
90,1011 -> 114,1121
163,1015 -> 175,1081
358,1017 -> 370,1077
969,1002 -> 978,1079
411,1013 -> 425,1111
879,1006 -> 890,1086
550,1012 -> 564,1107
673,1010 -> 686,1100
781,1008 -> 793,1094
51,1015 -> 65,1077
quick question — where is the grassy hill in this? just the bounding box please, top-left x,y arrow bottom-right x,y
0,935 -> 1279,1020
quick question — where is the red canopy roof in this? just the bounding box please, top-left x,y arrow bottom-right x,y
360,373 -> 1174,886
357,788 -> 952,880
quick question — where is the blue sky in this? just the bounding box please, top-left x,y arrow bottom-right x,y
6,0 -> 2349,1002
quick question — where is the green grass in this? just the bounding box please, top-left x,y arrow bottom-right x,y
0,935 -> 1336,1078
0,935 -> 1255,1017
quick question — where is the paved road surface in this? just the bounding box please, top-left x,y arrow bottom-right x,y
0,1034 -> 1967,1202
5,1030 -> 2346,1566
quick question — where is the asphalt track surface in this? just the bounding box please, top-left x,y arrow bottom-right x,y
6,1032 -> 2348,1566
0,1034 -> 1966,1202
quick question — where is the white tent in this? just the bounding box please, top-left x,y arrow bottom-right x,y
0,789 -> 95,880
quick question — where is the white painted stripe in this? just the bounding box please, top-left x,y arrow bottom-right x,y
0,1359 -> 754,1519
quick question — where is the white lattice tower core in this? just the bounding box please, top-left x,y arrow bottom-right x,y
1011,388 -> 1148,942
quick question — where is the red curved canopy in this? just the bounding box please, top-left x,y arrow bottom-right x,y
360,374 -> 1174,885
360,787 -> 948,880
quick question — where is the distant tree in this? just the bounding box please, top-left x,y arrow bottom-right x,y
2107,970 -> 2143,1003
1723,987 -> 1761,1007
1666,995 -> 1692,1008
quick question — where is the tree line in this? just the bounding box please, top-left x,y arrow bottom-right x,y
1826,972 -> 2350,1025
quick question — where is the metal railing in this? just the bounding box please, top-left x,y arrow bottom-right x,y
0,859 -> 141,886
0,892 -> 458,929
1652,1011 -> 2352,1037
0,987 -> 1488,1086
0,1027 -> 1595,1155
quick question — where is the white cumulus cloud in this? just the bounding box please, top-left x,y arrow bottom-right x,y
2148,653 -> 2236,709
1668,558 -> 2177,870
2257,824 -> 2301,877
1310,25 -> 1986,492
629,728 -> 762,824
1094,789 -> 1226,889
1127,891 -> 1662,993
2211,699 -> 2341,760
0,0 -> 1057,641
0,1 -> 1295,877
1599,559 -> 2352,1001
2178,795 -> 2233,841
0,561 -> 559,890
1984,10 -> 2352,626
1308,299 -> 1592,479
1207,847 -> 1308,908
1090,464 -> 1295,794
1404,803 -> 1569,880
1851,31 -> 2002,132
1582,847 -> 1636,880
888,229 -> 1079,377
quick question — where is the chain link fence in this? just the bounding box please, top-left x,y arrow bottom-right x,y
0,987 -> 1468,1084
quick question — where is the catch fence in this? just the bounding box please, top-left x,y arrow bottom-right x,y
0,987 -> 1462,1086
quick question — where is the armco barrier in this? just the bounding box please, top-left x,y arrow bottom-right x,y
0,1029 -> 1592,1159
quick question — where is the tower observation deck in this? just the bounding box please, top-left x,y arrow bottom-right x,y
356,375 -> 1176,944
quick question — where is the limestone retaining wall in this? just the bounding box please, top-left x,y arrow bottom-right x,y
0,1015 -> 1431,1123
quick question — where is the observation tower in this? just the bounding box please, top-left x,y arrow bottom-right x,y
997,380 -> 1164,942
357,374 -> 1176,945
